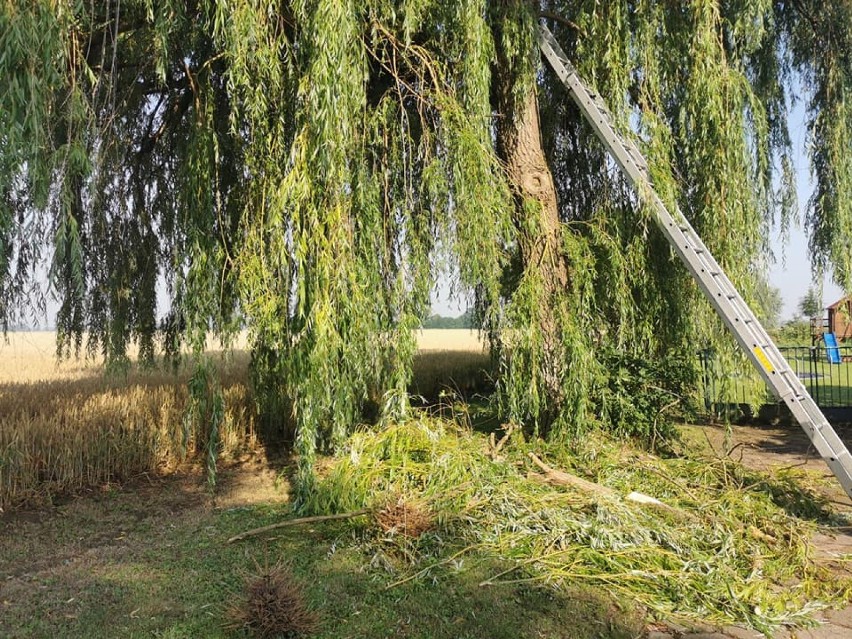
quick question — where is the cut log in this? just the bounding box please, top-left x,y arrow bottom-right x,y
528,452 -> 615,497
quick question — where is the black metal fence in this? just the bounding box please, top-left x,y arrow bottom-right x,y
699,344 -> 852,423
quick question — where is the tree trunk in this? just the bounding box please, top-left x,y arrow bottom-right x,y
493,25 -> 571,428
495,88 -> 568,291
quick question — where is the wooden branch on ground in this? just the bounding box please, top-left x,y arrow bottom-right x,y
527,453 -> 694,520
227,509 -> 371,544
489,423 -> 517,460
528,453 -> 616,497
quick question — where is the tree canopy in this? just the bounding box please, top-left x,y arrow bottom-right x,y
799,286 -> 823,319
754,277 -> 783,330
2,1 -> 851,492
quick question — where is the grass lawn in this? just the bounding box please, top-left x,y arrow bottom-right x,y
0,460 -> 642,639
3,331 -> 851,638
703,349 -> 852,408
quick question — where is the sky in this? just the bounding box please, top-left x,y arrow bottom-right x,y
767,225 -> 842,322
766,99 -> 843,321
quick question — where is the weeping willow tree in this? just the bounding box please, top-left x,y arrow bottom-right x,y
1,1 -> 851,492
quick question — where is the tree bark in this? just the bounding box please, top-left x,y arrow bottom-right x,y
492,19 -> 571,427
495,87 -> 569,290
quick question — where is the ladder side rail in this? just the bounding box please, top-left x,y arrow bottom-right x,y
538,27 -> 795,398
646,192 -> 808,405
537,25 -> 852,498
655,201 -> 807,397
668,221 -> 808,383
657,219 -> 846,442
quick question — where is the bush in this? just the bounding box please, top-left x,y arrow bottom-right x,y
597,349 -> 696,443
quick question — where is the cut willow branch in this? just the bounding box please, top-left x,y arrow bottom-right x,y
226,509 -> 371,544
527,453 -> 693,519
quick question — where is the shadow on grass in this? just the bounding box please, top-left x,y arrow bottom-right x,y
409,350 -> 495,404
0,473 -> 643,639
304,541 -> 643,639
683,422 -> 841,522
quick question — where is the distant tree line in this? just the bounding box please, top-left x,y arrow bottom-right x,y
421,310 -> 474,329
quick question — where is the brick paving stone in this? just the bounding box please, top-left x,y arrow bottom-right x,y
666,622 -> 718,635
719,626 -> 762,639
781,625 -> 848,639
823,606 -> 852,630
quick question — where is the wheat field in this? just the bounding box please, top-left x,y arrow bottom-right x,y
0,329 -> 484,382
0,330 -> 487,510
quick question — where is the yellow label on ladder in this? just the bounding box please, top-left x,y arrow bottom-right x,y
753,346 -> 775,374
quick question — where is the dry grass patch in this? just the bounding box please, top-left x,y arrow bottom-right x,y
0,330 -> 494,511
415,328 -> 484,352
226,561 -> 319,638
0,331 -> 251,383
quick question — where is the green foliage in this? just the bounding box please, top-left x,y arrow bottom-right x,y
774,319 -> 813,345
185,359 -> 225,492
753,275 -> 783,330
598,348 -> 695,443
307,418 -> 851,633
496,234 -> 602,441
1,1 -> 852,491
799,286 -> 823,319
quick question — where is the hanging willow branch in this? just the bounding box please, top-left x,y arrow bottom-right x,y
1,0 -> 850,496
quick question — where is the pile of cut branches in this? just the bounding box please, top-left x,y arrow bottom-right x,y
293,418 -> 851,634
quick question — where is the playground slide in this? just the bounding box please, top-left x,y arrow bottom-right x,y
824,332 -> 842,364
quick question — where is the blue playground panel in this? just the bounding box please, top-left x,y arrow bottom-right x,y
824,332 -> 842,364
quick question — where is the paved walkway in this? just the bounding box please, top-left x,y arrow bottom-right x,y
651,606 -> 852,639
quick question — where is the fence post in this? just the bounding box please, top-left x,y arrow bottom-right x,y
699,348 -> 716,417
810,345 -> 821,405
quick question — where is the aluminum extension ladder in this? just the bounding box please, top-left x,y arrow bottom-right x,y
537,24 -> 852,500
